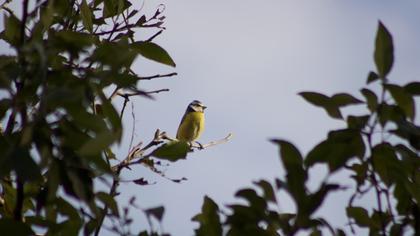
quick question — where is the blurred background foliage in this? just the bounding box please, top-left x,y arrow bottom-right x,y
0,0 -> 180,235
0,0 -> 419,235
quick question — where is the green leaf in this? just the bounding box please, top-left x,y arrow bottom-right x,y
2,14 -> 21,46
12,148 -> 42,182
377,104 -> 405,126
385,84 -> 415,120
97,192 -> 119,216
299,92 -> 342,119
360,88 -> 378,112
81,0 -> 93,32
347,115 -> 370,130
374,21 -> 394,78
151,141 -> 190,162
330,93 -> 363,107
253,180 -> 277,203
0,219 -> 34,236
372,143 -> 405,186
270,139 -> 307,201
346,207 -> 371,227
305,129 -> 365,172
145,206 -> 165,222
307,184 -> 341,216
192,196 -> 222,236
366,71 -> 379,84
404,82 -> 420,96
78,131 -> 118,156
133,42 -> 176,67
235,188 -> 267,210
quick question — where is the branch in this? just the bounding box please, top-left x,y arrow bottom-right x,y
118,89 -> 170,98
161,132 -> 234,150
138,72 -> 177,80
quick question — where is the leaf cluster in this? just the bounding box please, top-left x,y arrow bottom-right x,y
0,0 -> 176,235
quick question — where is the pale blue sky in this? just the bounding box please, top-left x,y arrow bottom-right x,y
1,1 -> 420,235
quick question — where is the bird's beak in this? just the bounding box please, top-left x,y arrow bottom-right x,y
202,105 -> 207,110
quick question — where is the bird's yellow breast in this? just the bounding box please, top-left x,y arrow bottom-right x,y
176,111 -> 205,142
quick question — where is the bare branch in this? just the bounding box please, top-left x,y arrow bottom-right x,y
161,132 -> 234,150
138,72 -> 177,80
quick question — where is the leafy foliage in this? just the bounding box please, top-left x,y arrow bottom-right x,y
193,22 -> 420,235
0,0 -> 180,235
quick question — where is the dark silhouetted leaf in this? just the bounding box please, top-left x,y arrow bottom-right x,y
331,93 -> 363,107
97,192 -> 119,216
374,21 -> 394,78
133,177 -> 155,186
305,129 -> 365,172
145,206 -> 165,222
192,196 -> 222,236
254,180 -> 277,203
404,82 -> 420,96
299,92 -> 342,119
377,104 -> 406,126
372,143 -> 405,186
367,71 -> 380,84
347,207 -> 371,227
385,84 -> 415,120
347,115 -> 370,130
360,88 -> 378,112
271,139 -> 307,202
0,219 -> 34,235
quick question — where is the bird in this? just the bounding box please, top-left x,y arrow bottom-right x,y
176,100 -> 206,143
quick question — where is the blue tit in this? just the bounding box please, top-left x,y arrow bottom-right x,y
176,100 -> 206,142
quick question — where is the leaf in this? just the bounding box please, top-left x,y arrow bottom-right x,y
374,21 -> 394,78
305,129 -> 365,172
235,188 -> 267,210
145,206 -> 165,222
270,139 -> 307,201
347,115 -> 370,130
366,71 -> 379,84
307,184 -> 341,215
0,219 -> 34,236
377,104 -> 405,126
12,147 -> 42,182
78,131 -> 119,156
372,143 -> 405,186
81,0 -> 93,32
299,92 -> 342,119
133,41 -> 176,67
192,196 -> 222,236
2,14 -> 21,46
151,141 -> 190,162
133,177 -> 155,186
385,84 -> 415,120
97,192 -> 119,216
360,88 -> 378,112
253,180 -> 277,203
404,82 -> 420,96
330,93 -> 363,107
346,207 -> 371,227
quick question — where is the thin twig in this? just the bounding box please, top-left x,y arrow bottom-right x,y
138,72 -> 177,80
146,30 -> 163,42
118,89 -> 170,98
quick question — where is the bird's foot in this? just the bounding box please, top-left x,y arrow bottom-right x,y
195,141 -> 204,150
